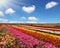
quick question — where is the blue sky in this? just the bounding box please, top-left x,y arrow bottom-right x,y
0,0 -> 60,23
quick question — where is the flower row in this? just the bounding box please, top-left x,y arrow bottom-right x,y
11,25 -> 60,47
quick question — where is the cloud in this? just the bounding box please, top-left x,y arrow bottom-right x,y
5,8 -> 15,14
8,21 -> 24,23
22,5 -> 35,13
8,21 -> 25,23
0,11 -> 4,16
26,21 -> 37,23
0,19 -> 8,23
8,21 -> 20,23
46,1 -> 58,9
28,16 -> 37,21
20,17 -> 26,20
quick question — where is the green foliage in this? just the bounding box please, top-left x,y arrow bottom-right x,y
14,39 -> 21,48
39,44 -> 42,48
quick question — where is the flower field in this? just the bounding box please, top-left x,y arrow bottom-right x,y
0,24 -> 60,48
10,25 -> 60,47
0,25 -> 21,48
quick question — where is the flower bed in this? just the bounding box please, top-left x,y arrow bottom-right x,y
11,25 -> 60,47
5,25 -> 59,48
0,26 -> 21,48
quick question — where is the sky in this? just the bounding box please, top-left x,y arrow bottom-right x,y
0,0 -> 60,23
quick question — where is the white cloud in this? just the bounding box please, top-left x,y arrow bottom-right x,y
8,21 -> 24,23
22,5 -> 35,13
5,8 -> 15,14
8,21 -> 20,23
0,11 -> 4,16
26,21 -> 37,23
20,17 -> 26,20
28,16 -> 37,21
0,19 -> 8,23
8,21 -> 25,23
46,1 -> 58,9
